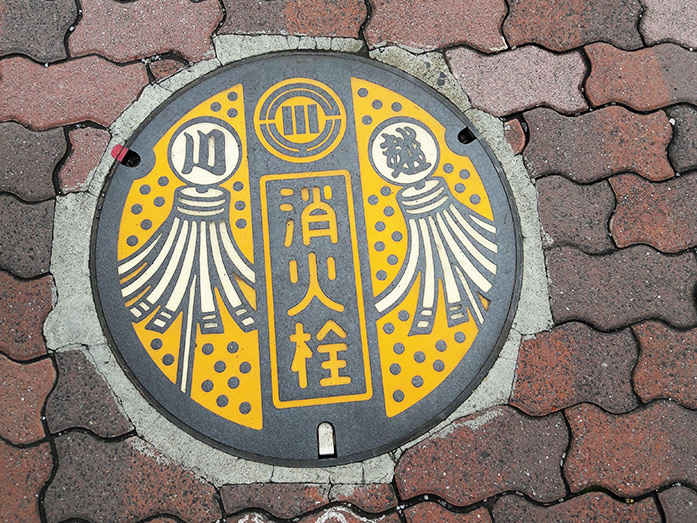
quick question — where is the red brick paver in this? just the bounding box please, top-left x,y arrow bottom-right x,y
447,46 -> 587,117
547,246 -> 697,330
0,354 -> 55,444
610,173 -> 697,253
44,432 -> 222,523
493,492 -> 660,522
69,0 -> 222,63
58,127 -> 111,195
523,106 -> 674,183
536,175 -> 614,254
0,122 -> 65,202
149,59 -> 187,82
330,484 -> 398,513
396,406 -> 568,505
220,0 -> 367,39
365,0 -> 506,52
221,484 -> 330,519
510,322 -> 638,416
564,401 -> 697,497
405,503 -> 491,523
633,321 -> 697,409
503,0 -> 642,52
0,272 -> 53,361
0,56 -> 148,130
586,43 -> 697,111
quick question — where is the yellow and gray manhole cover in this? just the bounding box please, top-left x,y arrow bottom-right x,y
92,52 -> 521,466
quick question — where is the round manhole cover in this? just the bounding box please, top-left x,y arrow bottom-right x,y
92,52 -> 522,466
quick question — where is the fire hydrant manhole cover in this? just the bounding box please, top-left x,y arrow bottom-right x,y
92,52 -> 522,466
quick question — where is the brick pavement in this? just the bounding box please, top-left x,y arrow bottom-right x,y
1,0 -> 696,521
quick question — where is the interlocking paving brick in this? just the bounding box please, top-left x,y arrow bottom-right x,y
667,104 -> 697,174
547,246 -> 697,330
229,508 -> 401,523
0,439 -> 53,523
0,122 -> 65,202
640,0 -> 697,49
405,503 -> 491,523
0,195 -> 54,278
565,401 -> 697,496
536,175 -> 614,254
219,0 -> 367,39
493,492 -> 660,522
69,0 -> 222,63
510,322 -> 638,416
330,484 -> 398,513
503,0 -> 642,52
45,349 -> 133,437
44,432 -> 221,523
503,118 -> 526,155
659,486 -> 697,523
633,321 -> 697,409
523,106 -> 674,183
365,0 -> 506,52
221,483 -> 330,519
149,59 -> 187,82
0,0 -> 77,62
58,127 -> 111,194
585,43 -> 697,111
447,46 -> 587,117
0,355 -> 55,444
610,173 -> 697,253
0,271 -> 53,361
0,56 -> 148,130
396,406 -> 568,505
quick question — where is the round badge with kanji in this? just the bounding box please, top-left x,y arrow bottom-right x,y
92,52 -> 522,466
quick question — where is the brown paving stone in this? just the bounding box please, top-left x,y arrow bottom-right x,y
44,432 -> 221,523
547,245 -> 697,331
0,271 -> 53,361
219,0 -> 367,39
659,486 -> 697,523
0,122 -> 65,202
667,104 -> 697,174
633,321 -> 697,409
58,127 -> 111,194
503,118 -> 526,156
69,0 -> 222,63
510,322 -> 638,416
0,439 -> 53,523
447,46 -> 587,117
45,349 -> 133,437
0,0 -> 76,63
221,483 -> 330,518
565,401 -> 697,496
523,106 -> 674,183
365,0 -> 506,52
0,56 -> 148,130
503,0 -> 642,52
610,173 -> 697,253
150,59 -> 187,82
585,43 -> 697,111
493,492 -> 660,522
0,195 -> 54,278
0,354 -> 55,444
640,0 -> 697,49
536,175 -> 614,254
405,503 -> 491,523
329,484 -> 398,513
396,406 -> 568,505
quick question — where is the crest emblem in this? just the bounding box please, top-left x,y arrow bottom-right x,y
93,54 -> 520,464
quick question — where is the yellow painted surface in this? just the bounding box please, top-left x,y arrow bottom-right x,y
117,84 -> 262,430
351,78 -> 493,417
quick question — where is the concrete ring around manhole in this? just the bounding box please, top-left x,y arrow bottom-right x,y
47,38 -> 551,481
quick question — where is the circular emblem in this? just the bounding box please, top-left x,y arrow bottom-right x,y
254,78 -> 347,162
92,53 -> 521,466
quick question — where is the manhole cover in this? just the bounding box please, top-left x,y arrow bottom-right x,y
92,52 -> 521,466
